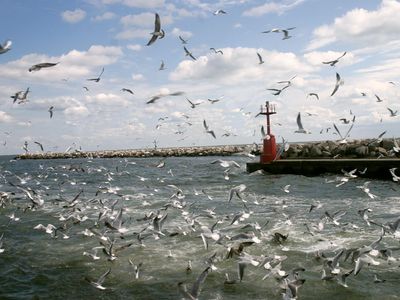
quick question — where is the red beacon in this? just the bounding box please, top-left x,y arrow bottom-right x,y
259,101 -> 279,163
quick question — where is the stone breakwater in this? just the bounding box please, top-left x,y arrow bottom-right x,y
16,144 -> 257,160
280,138 -> 400,159
14,138 -> 400,160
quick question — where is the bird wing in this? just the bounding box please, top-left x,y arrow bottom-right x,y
257,52 -> 263,63
387,107 -> 394,115
190,267 -> 210,298
97,268 -> 111,285
333,123 -> 343,139
203,119 -> 208,130
330,72 -> 341,96
154,13 -> 161,32
296,113 -> 304,130
146,34 -> 158,46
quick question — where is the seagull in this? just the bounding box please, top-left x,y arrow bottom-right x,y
322,52 -> 347,66
183,46 -> 196,60
159,60 -> 165,70
178,267 -> 211,300
339,118 -> 350,124
83,86 -> 89,91
121,88 -> 134,94
29,62 -> 59,72
34,141 -> 44,152
262,27 -> 296,39
179,36 -> 188,44
333,122 -> 354,144
48,106 -> 54,118
267,84 -> 290,96
213,9 -> 227,15
203,119 -> 216,139
147,13 -> 164,46
387,107 -> 398,117
257,52 -> 264,64
0,40 -> 12,54
294,112 -> 310,134
375,94 -> 384,102
11,88 -> 30,104
210,48 -> 223,55
147,91 -> 185,104
307,93 -> 319,100
389,168 -> 400,182
330,72 -> 342,96
87,67 -> 104,82
186,98 -> 202,108
208,95 -> 223,104
85,268 -> 111,290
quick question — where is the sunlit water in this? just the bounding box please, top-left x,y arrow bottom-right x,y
0,155 -> 399,300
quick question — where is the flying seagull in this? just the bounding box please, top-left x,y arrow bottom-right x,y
322,52 -> 347,66
267,84 -> 290,96
186,98 -> 202,108
307,93 -> 319,100
146,91 -> 185,104
0,40 -> 12,54
146,13 -> 164,46
330,72 -> 342,96
203,120 -> 216,139
34,141 -> 44,152
179,36 -> 188,44
333,122 -> 354,144
48,106 -> 54,118
87,67 -> 104,82
29,62 -> 59,72
213,9 -> 227,15
121,88 -> 134,94
183,46 -> 196,60
387,107 -> 398,117
85,268 -> 111,290
294,112 -> 310,134
257,52 -> 264,64
375,94 -> 383,102
262,27 -> 296,39
159,60 -> 165,70
210,48 -> 223,55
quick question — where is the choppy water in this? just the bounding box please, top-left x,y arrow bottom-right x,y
0,155 -> 399,300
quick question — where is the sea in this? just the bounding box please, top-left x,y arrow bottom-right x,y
0,154 -> 399,300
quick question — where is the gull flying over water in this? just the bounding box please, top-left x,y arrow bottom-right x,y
330,72 -> 342,96
87,67 -> 104,82
178,267 -> 211,300
294,112 -> 310,134
147,13 -> 164,46
29,62 -> 59,72
85,268 -> 111,290
203,119 -> 216,139
179,36 -> 188,44
322,52 -> 347,66
184,46 -> 196,60
34,141 -> 44,152
333,122 -> 354,144
0,40 -> 12,54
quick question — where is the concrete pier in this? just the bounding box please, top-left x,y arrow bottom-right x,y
246,158 -> 400,180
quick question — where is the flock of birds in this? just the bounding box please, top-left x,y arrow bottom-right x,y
1,9 -> 399,153
0,155 -> 400,299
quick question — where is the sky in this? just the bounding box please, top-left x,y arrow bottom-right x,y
0,0 -> 399,155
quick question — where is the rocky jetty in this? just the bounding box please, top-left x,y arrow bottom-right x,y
16,144 -> 258,160
280,138 -> 400,159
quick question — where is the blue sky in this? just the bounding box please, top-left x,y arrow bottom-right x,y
0,0 -> 399,154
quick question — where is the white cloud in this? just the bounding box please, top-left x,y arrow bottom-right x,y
307,0 -> 400,50
61,9 -> 86,23
0,45 -> 123,82
85,93 -> 130,106
0,111 -> 12,123
92,12 -> 116,22
303,50 -> 357,67
243,0 -> 305,17
171,28 -> 193,39
101,0 -> 164,8
126,44 -> 142,51
132,73 -> 145,81
170,47 -> 312,85
64,105 -> 90,118
116,29 -> 149,40
120,13 -> 173,27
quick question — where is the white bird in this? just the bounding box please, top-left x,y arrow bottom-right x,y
322,52 -> 347,66
213,9 -> 227,15
179,35 -> 188,44
184,46 -> 196,60
257,52 -> 264,64
48,106 -> 54,118
29,62 -> 59,72
387,107 -> 398,117
333,122 -> 354,144
389,168 -> 400,182
330,72 -> 342,96
0,40 -> 12,54
159,60 -> 165,70
294,113 -> 310,134
203,119 -> 216,139
147,13 -> 164,46
85,268 -> 111,290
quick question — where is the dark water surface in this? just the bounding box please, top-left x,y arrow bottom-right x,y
0,155 -> 399,299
